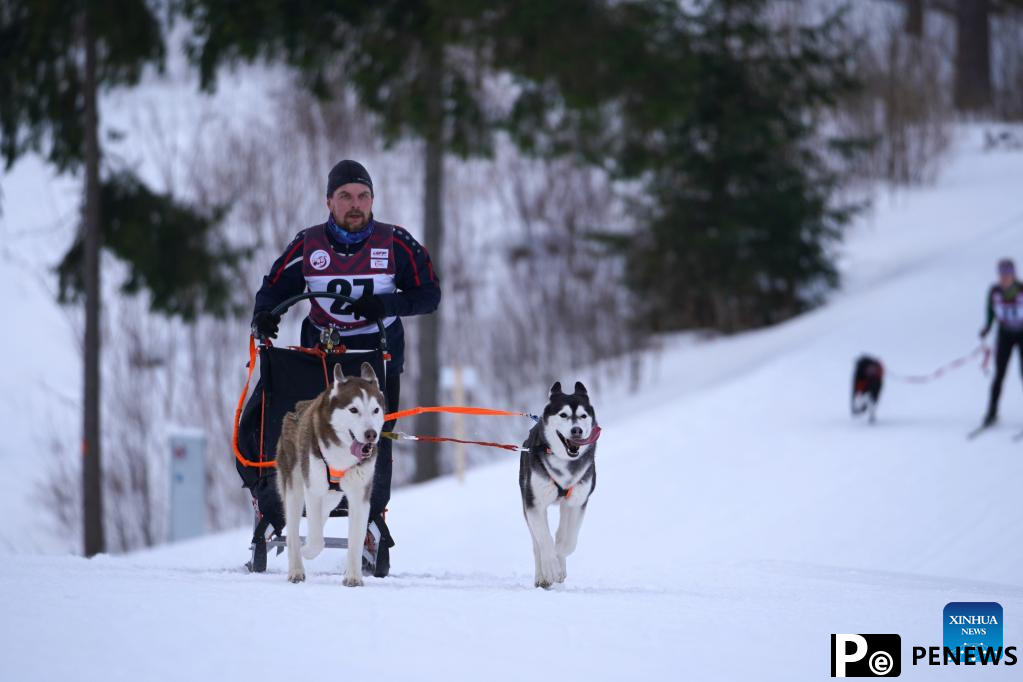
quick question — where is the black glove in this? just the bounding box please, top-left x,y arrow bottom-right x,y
350,295 -> 386,321
251,310 -> 281,339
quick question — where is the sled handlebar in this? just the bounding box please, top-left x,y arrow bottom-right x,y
269,292 -> 387,351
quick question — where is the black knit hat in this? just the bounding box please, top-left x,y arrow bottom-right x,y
326,160 -> 373,198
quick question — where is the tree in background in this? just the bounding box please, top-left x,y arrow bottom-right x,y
954,0 -> 1023,114
622,1 -> 864,332
885,0 -> 1023,113
845,0 -> 952,186
0,0 -> 243,555
493,1 -> 864,333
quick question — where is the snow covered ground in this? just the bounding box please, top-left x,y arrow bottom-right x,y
3,124 -> 1023,680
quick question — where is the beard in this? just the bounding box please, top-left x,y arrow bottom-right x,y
340,210 -> 367,231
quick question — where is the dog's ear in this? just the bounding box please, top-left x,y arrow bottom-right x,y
549,381 -> 563,397
330,364 -> 347,398
360,361 -> 379,388
574,381 -> 588,396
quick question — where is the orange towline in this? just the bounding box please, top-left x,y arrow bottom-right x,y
384,405 -> 533,422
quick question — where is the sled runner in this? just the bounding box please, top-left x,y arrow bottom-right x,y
233,292 -> 392,576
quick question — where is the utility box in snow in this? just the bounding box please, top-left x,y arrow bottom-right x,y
169,430 -> 207,542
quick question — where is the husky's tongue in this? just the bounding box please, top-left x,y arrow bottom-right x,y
350,441 -> 373,461
570,424 -> 602,448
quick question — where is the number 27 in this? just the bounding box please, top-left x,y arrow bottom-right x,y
327,278 -> 374,314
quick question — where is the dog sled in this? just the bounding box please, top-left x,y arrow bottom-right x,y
233,292 -> 393,576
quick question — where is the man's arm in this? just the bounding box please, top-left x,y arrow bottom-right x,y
378,227 -> 441,317
253,231 -> 308,317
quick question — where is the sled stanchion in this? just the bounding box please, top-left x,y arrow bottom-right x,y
238,292 -> 398,576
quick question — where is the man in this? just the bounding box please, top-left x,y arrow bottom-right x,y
979,258 -> 1022,427
250,159 -> 441,574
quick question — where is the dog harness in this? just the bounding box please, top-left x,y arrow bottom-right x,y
537,454 -> 576,499
294,415 -> 352,492
325,462 -> 347,491
536,445 -> 596,501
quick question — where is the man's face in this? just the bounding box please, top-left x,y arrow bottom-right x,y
1000,271 -> 1015,287
327,182 -> 373,231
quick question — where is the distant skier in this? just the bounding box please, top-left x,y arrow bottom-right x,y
979,258 -> 1023,427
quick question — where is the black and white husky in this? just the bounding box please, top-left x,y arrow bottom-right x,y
519,381 -> 600,588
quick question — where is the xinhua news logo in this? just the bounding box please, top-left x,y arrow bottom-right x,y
909,601 -> 1017,666
831,634 -> 901,677
943,602 -> 1003,663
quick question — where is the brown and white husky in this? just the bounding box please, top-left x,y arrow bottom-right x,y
276,362 -> 385,585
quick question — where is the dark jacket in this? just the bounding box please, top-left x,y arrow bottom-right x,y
982,280 -> 1023,336
253,218 -> 441,373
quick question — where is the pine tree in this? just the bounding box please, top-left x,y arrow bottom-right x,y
1,0 -> 243,555
622,1 -> 865,332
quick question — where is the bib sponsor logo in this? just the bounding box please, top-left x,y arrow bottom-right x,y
371,259 -> 388,269
371,248 -> 389,260
310,249 -> 331,271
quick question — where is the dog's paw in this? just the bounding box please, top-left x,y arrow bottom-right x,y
342,571 -> 364,587
535,575 -> 553,589
539,553 -> 565,586
288,569 -> 306,583
302,540 -> 324,560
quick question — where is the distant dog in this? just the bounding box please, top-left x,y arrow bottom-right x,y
519,381 -> 600,588
276,362 -> 385,585
851,355 -> 884,423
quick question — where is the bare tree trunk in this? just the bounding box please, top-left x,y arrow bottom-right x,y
413,44 -> 444,483
955,0 -> 992,111
82,8 -> 105,556
905,0 -> 924,36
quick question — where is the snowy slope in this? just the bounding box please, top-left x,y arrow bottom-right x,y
3,127 -> 1023,680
